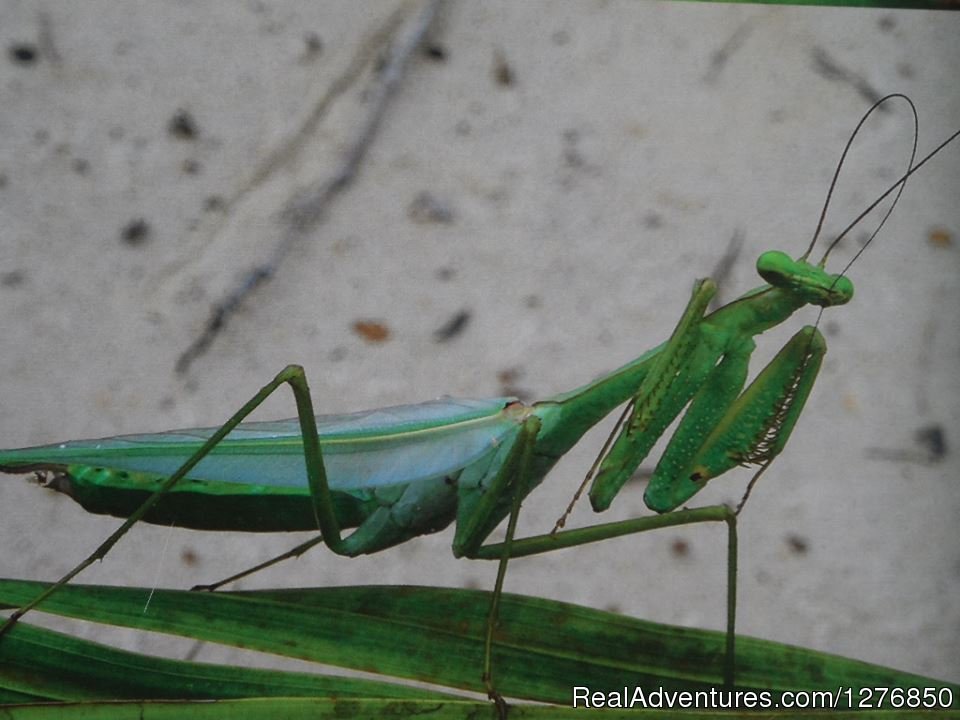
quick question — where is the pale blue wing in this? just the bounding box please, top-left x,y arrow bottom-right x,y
0,397 -> 523,491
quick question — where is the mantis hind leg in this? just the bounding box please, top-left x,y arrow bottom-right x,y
0,364 -> 348,636
191,534 -> 327,592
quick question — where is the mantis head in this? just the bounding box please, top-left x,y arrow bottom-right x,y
756,250 -> 853,308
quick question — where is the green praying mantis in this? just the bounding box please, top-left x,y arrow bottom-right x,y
1,94 -> 957,705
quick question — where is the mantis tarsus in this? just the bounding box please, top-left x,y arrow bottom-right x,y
1,95 -> 957,704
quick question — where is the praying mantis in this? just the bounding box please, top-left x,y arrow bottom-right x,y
1,92 -> 958,708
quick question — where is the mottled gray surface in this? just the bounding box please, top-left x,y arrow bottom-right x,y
1,1 -> 958,684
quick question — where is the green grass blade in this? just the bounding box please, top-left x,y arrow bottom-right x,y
248,585 -> 960,700
0,620 -> 452,702
3,698 -> 960,720
1,580 -> 956,707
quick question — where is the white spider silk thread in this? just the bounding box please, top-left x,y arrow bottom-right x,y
143,520 -> 176,614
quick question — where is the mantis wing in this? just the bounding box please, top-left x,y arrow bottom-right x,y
0,397 -> 523,491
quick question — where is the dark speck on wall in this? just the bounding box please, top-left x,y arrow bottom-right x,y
1,270 -> 26,288
785,534 -> 809,555
168,109 -> 199,140
303,32 -> 323,58
423,43 -> 447,61
121,218 -> 151,246
493,50 -> 514,87
9,42 -> 38,65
